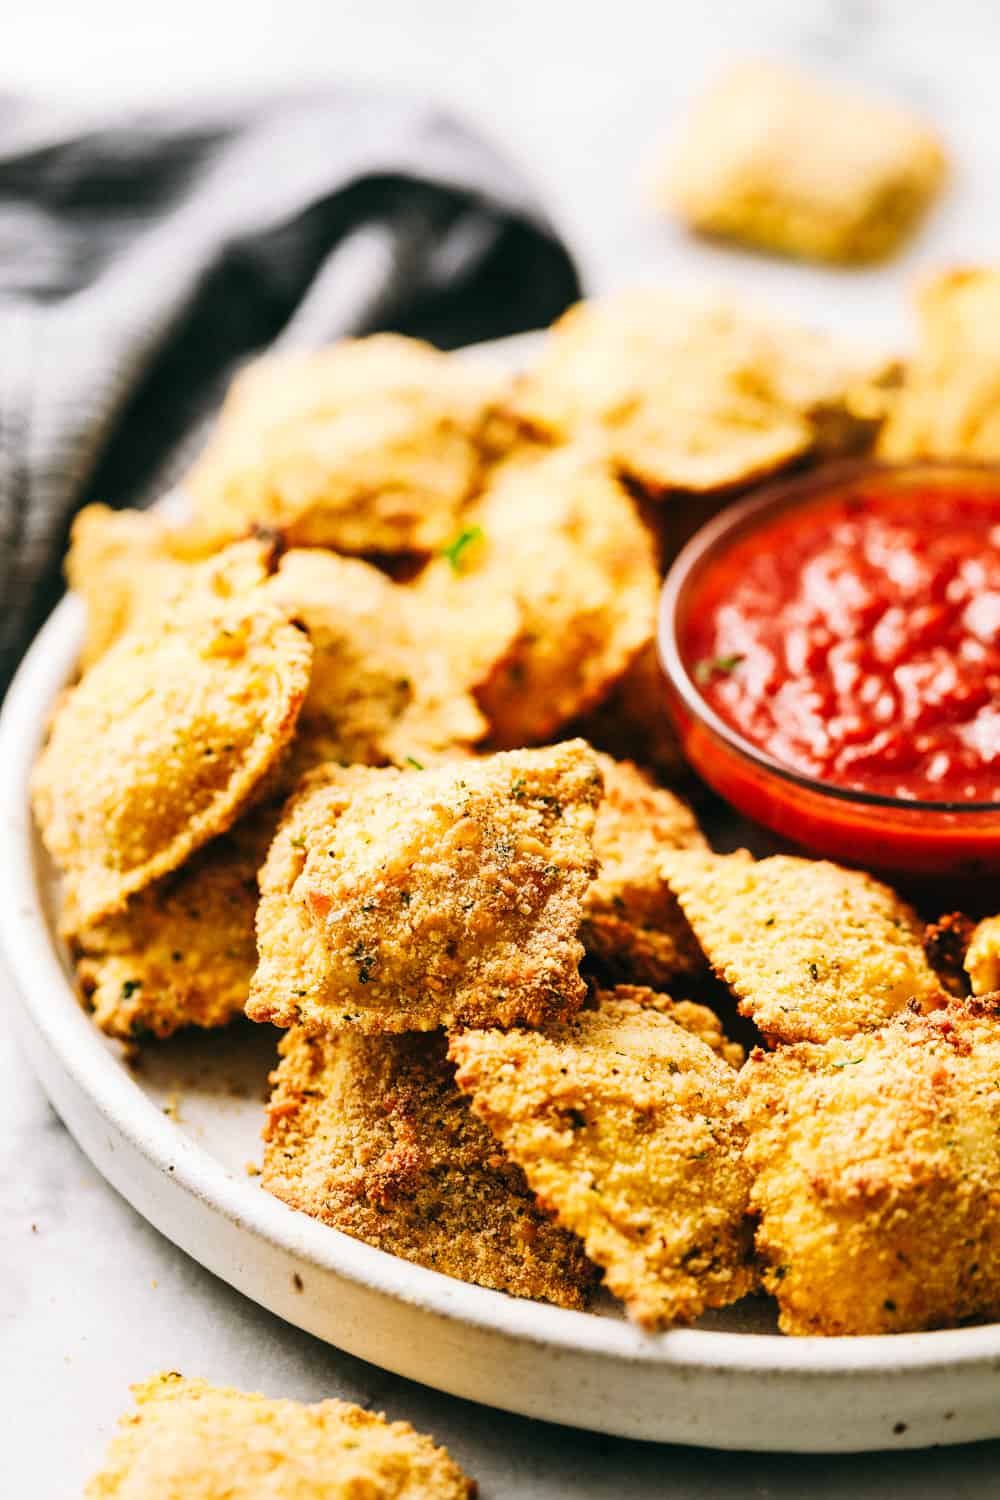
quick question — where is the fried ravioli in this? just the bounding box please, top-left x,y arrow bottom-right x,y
508,288 -> 896,495
248,742 -> 602,1034
86,1373 -> 475,1499
416,445 -> 658,747
582,753 -> 707,986
263,1028 -> 595,1309
661,851 -> 944,1043
880,267 -> 1000,461
32,574 -> 311,932
657,62 -> 946,265
966,915 -> 1000,997
185,334 -> 498,555
450,990 -> 754,1329
740,1000 -> 1000,1336
264,548 -> 487,769
72,804 -> 277,1039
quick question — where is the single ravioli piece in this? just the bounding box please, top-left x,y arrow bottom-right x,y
661,851 -> 944,1043
740,1000 -> 1000,1336
72,802 -> 277,1040
85,1373 -> 475,1499
263,548 -> 486,770
263,1028 -> 596,1310
657,62 -> 946,264
880,267 -> 1000,461
185,334 -> 499,555
603,984 -> 745,1070
416,445 -> 658,747
450,989 -> 754,1329
32,578 -> 311,932
508,287 -> 897,495
582,753 -> 707,987
248,742 -> 602,1033
966,915 -> 1000,997
66,504 -> 233,668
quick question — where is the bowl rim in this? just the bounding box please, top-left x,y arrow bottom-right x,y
658,457 -> 1000,817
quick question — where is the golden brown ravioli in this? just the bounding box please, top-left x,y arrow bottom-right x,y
661,850 -> 944,1043
263,1028 -> 596,1310
85,1373 -> 475,1499
33,569 -> 311,932
658,62 -> 946,264
450,989 -> 754,1329
185,334 -> 499,555
582,753 -> 707,986
248,742 -> 602,1034
740,1000 -> 1000,1335
416,445 -> 658,747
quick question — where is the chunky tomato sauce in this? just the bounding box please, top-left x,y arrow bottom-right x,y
681,478 -> 1000,803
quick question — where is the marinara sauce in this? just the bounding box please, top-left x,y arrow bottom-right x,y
681,473 -> 1000,804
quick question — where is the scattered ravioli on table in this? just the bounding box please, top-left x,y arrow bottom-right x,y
263,1027 -> 596,1309
450,988 -> 754,1329
657,62 -> 946,264
248,741 -> 602,1034
660,850 -> 945,1043
85,1373 -> 475,1500
740,999 -> 1000,1335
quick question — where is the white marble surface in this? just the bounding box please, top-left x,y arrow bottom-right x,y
5,1 -> 1000,1493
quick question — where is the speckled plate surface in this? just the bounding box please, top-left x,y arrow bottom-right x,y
3,521 -> 1000,1456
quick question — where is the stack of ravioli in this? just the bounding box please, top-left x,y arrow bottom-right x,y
33,281 -> 1000,1336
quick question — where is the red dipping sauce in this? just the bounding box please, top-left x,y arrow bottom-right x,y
660,463 -> 1000,875
682,477 -> 1000,804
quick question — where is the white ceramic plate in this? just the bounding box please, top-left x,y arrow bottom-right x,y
4,543 -> 1000,1457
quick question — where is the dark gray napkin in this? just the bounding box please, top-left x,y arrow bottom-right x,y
0,87 -> 581,695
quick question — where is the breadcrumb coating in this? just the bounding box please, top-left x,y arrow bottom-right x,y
966,915 -> 1000,997
740,999 -> 1000,1335
185,334 -> 498,555
32,572 -> 311,932
582,753 -> 707,986
508,288 -> 896,495
658,62 -> 946,265
450,989 -> 754,1329
264,548 -> 486,769
72,803 -> 277,1039
661,850 -> 944,1043
248,742 -> 601,1034
880,268 -> 1000,461
263,1028 -> 596,1309
415,445 -> 658,748
85,1373 -> 475,1498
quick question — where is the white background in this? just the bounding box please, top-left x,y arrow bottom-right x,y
4,1 -> 1000,1493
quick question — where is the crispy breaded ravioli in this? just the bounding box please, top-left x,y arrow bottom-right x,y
417,446 -> 658,747
450,990 -> 754,1328
657,62 -> 946,265
248,742 -> 602,1033
508,288 -> 896,495
880,268 -> 1000,460
966,915 -> 1000,997
32,583 -> 311,932
604,984 -> 745,1069
582,753 -> 707,986
263,548 -> 486,769
67,505 -> 229,668
661,851 -> 943,1043
72,804 -> 276,1039
86,1373 -> 475,1499
740,1000 -> 1000,1335
185,334 -> 497,555
263,1028 -> 595,1308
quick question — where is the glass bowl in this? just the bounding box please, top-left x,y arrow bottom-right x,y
657,461 -> 1000,876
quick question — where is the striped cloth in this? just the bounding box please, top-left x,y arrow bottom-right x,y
0,86 -> 580,695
